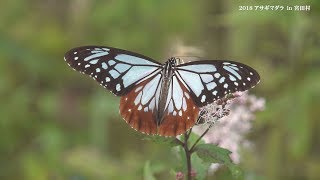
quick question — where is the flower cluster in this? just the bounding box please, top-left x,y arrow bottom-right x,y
193,91 -> 265,172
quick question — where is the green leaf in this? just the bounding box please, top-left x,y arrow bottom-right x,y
143,161 -> 156,180
191,153 -> 211,180
142,136 -> 181,147
195,144 -> 243,179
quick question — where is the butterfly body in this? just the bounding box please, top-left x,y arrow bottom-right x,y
156,58 -> 177,125
64,46 -> 260,136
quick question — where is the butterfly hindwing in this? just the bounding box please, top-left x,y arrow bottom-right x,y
64,46 -> 162,96
119,72 -> 162,135
176,60 -> 260,107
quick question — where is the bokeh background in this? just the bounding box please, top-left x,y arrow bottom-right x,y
1,0 -> 319,179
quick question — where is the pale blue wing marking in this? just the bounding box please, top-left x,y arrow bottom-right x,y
207,82 -> 217,90
176,70 -> 203,97
133,73 -> 162,112
115,63 -> 131,73
122,66 -> 159,88
115,54 -> 160,66
200,74 -> 214,83
108,60 -> 116,66
109,70 -> 120,79
141,74 -> 161,105
89,59 -> 99,64
178,64 -> 216,73
172,76 -> 183,110
229,74 -> 236,81
223,66 -> 241,79
84,51 -> 109,61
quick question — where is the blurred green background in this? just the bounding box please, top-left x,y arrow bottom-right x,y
1,0 -> 319,179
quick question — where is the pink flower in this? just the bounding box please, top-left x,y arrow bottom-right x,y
194,91 -> 265,173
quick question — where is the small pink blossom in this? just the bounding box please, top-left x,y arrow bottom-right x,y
176,172 -> 184,180
191,169 -> 197,177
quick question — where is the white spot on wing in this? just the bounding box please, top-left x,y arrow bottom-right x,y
212,91 -> 217,96
102,62 -> 108,69
201,95 -> 206,103
173,111 -> 177,116
219,77 -> 225,83
116,84 -> 121,91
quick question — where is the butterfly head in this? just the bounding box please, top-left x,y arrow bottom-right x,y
168,57 -> 177,67
162,57 -> 178,79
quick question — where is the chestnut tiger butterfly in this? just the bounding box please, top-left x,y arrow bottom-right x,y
64,46 -> 260,137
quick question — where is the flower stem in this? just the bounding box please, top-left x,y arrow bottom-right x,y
184,132 -> 192,180
179,125 -> 213,180
190,124 -> 213,153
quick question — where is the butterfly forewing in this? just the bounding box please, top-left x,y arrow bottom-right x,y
64,46 -> 162,96
176,60 -> 260,107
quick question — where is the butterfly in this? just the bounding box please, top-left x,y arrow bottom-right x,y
64,46 -> 260,137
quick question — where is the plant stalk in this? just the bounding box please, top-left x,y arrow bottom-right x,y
184,132 -> 192,180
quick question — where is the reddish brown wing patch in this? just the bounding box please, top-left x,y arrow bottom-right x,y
119,78 -> 158,135
158,78 -> 199,136
120,74 -> 199,137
